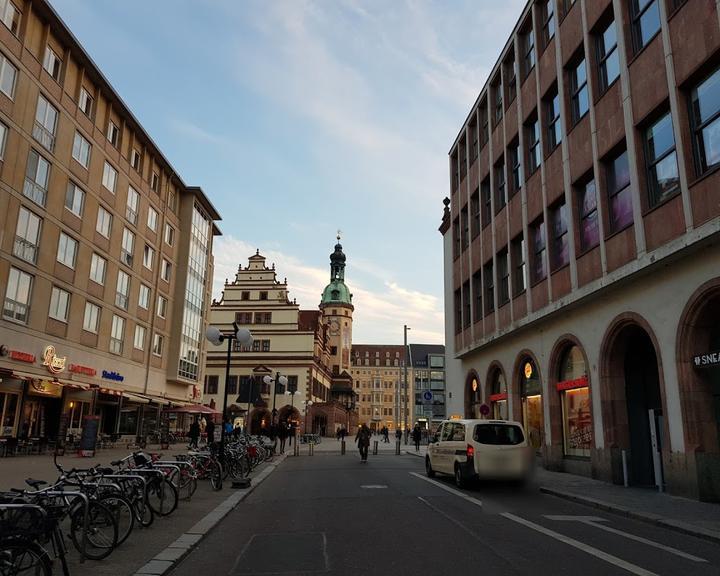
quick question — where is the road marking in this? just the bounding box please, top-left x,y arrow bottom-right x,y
501,512 -> 658,576
544,515 -> 707,563
409,472 -> 482,507
360,485 -> 388,489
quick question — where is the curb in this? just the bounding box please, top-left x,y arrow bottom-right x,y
539,486 -> 720,545
134,453 -> 288,575
404,450 -> 425,458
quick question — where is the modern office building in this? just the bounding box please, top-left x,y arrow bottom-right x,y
409,344 -> 447,432
441,0 -> 720,500
0,0 -> 220,443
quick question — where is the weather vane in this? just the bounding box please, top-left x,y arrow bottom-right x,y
337,228 -> 342,241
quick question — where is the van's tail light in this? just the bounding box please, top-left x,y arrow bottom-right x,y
466,444 -> 475,459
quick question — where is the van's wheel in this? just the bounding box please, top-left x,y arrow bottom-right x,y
425,456 -> 435,478
454,464 -> 466,489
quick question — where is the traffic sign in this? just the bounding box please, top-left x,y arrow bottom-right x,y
422,390 -> 433,402
479,403 -> 490,416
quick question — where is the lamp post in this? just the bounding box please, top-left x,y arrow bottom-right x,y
263,372 -> 288,425
285,390 -> 299,445
403,324 -> 411,443
205,322 -> 253,476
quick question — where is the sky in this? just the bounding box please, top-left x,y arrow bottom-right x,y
51,0 -> 525,345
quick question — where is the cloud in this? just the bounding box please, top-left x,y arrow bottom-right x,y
212,235 -> 444,344
169,118 -> 229,146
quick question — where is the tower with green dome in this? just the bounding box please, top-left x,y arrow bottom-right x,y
320,234 -> 354,375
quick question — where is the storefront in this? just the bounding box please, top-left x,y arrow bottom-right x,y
488,369 -> 508,420
0,377 -> 22,436
556,346 -> 592,458
519,358 -> 543,452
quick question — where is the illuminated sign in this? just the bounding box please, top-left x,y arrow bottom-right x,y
28,379 -> 62,398
524,362 -> 533,379
10,350 -> 36,363
556,376 -> 589,392
102,370 -> 124,382
42,346 -> 66,374
69,364 -> 97,377
693,351 -> 720,368
471,379 -> 478,392
450,414 -> 462,420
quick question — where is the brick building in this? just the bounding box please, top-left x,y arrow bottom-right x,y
441,0 -> 720,501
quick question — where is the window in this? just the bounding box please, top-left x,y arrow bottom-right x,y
480,99 -> 489,147
157,295 -> 167,318
49,286 -> 70,322
546,90 -> 562,151
65,182 -> 84,216
226,375 -> 238,395
460,205 -> 469,250
56,232 -> 77,269
138,284 -> 150,309
168,189 -> 177,213
116,270 -> 130,310
0,121 -> 7,159
235,311 -> 252,324
143,244 -> 154,270
541,0 -> 555,48
509,141 -> 523,196
561,0 -> 577,18
131,149 -> 141,172
522,25 -> 535,78
151,171 -> 159,192
102,162 -> 117,193
96,206 -> 112,238
110,315 -> 124,354
3,267 -> 32,323
494,158 -> 506,212
577,179 -> 599,252
606,149 -> 633,232
462,281 -> 471,328
631,0 -> 660,53
83,301 -> 100,333
134,325 -> 146,350
645,112 -> 679,207
71,131 -> 91,168
570,57 -> 589,124
107,121 -> 119,147
497,249 -> 510,305
690,67 -> 720,174
14,207 -> 41,264
0,1 -> 21,35
483,261 -> 494,315
259,291 -> 268,300
152,333 -> 164,356
527,116 -> 541,174
24,149 -> 50,207
78,87 -> 93,117
493,78 -> 503,126
125,186 -> 139,225
33,95 -> 57,151
470,188 -> 480,238
241,291 -> 250,301
204,375 -> 219,395
121,228 -> 134,267
89,253 -> 106,285
531,218 -> 547,284
481,177 -> 492,227
505,54 -> 517,105
472,270 -> 482,322
0,51 -> 17,98
147,206 -> 158,232
470,121 -> 478,161
164,224 -> 175,246
512,234 -> 527,296
161,259 -> 172,282
453,216 -> 460,257
254,312 -> 272,324
597,20 -> 619,94
550,201 -> 569,270
558,346 -> 591,457
42,46 -> 62,81
262,340 -> 271,352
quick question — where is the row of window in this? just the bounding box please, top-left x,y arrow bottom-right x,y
359,395 -> 396,403
351,358 -> 401,367
234,312 -> 273,325
203,375 -> 299,397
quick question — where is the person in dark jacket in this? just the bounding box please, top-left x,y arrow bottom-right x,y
205,419 -> 215,445
355,423 -> 371,462
412,424 -> 422,452
188,418 -> 200,449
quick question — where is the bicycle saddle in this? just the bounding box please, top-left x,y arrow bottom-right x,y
25,478 -> 47,490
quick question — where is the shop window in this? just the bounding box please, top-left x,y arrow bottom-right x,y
489,370 -> 508,420
557,346 -> 591,457
68,400 -> 90,430
0,392 -> 19,436
519,358 -> 543,451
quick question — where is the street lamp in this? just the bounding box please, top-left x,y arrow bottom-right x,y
403,324 -> 411,443
263,372 -> 288,424
205,322 -> 253,475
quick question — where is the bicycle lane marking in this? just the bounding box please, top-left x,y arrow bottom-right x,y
501,512 -> 657,576
409,472 -> 483,508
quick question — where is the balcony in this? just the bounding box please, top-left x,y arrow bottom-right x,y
23,178 -> 47,207
13,237 -> 38,264
32,121 -> 55,152
3,299 -> 28,323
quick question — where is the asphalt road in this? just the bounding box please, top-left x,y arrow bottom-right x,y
170,453 -> 720,576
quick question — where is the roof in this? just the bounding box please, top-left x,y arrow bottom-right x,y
298,310 -> 321,331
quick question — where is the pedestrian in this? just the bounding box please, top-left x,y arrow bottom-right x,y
224,419 -> 233,435
395,428 -> 402,443
412,424 -> 422,452
340,427 -> 346,441
188,417 -> 200,449
288,422 -> 294,446
383,426 -> 389,443
279,422 -> 288,453
355,423 -> 371,462
405,426 -> 410,444
206,418 -> 215,445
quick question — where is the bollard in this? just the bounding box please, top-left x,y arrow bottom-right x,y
621,449 -> 628,487
309,441 -> 314,456
395,439 -> 401,455
341,439 -> 346,455
294,439 -> 299,456
372,440 -> 378,455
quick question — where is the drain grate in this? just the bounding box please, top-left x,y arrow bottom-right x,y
232,532 -> 328,574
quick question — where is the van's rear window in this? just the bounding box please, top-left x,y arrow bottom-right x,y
473,424 -> 524,445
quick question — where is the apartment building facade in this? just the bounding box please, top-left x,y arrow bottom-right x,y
0,0 -> 220,442
442,0 -> 720,501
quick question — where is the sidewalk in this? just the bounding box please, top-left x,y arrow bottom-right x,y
403,447 -> 720,543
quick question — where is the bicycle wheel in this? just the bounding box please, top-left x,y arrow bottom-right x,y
230,455 -> 250,479
146,477 -> 178,517
177,469 -> 198,500
70,501 -> 118,560
132,496 -> 154,528
210,461 -> 223,491
98,494 -> 134,546
0,540 -> 52,576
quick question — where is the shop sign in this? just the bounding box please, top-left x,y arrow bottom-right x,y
10,350 -> 36,363
42,346 -> 66,374
693,351 -> 720,368
102,370 -> 124,382
524,362 -> 533,379
449,414 -> 462,420
556,376 -> 589,392
28,379 -> 62,398
471,379 -> 478,392
69,364 -> 97,377
489,392 -> 508,402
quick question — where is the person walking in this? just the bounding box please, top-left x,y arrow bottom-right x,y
355,423 -> 371,462
382,426 -> 390,443
279,422 -> 288,454
412,424 -> 422,452
395,428 -> 402,443
188,417 -> 200,449
206,418 -> 215,446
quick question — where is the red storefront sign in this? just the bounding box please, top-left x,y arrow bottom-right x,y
556,376 -> 589,392
489,392 -> 508,402
10,350 -> 35,363
69,364 -> 97,377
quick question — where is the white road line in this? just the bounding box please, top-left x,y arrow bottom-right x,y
501,512 -> 658,576
409,472 -> 483,507
545,515 -> 707,563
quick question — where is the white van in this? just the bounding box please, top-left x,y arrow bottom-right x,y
426,419 -> 532,488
